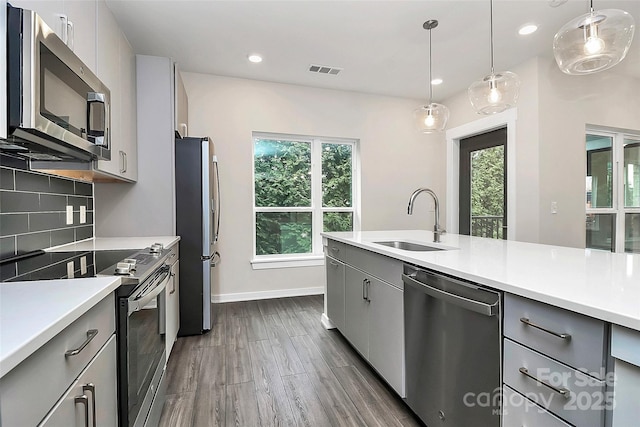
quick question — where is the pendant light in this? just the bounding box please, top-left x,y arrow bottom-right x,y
553,0 -> 635,75
413,20 -> 449,134
468,0 -> 520,115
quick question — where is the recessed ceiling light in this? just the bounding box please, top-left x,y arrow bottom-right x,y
518,24 -> 538,35
431,78 -> 443,85
248,54 -> 263,63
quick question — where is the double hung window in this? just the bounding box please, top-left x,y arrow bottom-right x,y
252,133 -> 358,266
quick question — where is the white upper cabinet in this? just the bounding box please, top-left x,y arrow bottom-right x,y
93,0 -> 137,181
10,0 -> 96,70
175,66 -> 189,138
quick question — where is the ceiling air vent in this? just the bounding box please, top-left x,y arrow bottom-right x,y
309,64 -> 342,75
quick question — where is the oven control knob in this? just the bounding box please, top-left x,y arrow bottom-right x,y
123,258 -> 137,270
150,243 -> 164,254
115,262 -> 131,275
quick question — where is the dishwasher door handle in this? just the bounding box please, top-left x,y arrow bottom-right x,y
402,273 -> 498,316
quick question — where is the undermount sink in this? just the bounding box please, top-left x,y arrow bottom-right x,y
373,241 -> 444,252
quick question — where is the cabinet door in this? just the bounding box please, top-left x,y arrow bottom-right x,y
94,0 -> 122,177
166,261 -> 180,361
326,256 -> 345,331
174,65 -> 188,137
10,0 -> 66,41
368,276 -> 404,396
344,265 -> 369,359
40,335 -> 117,427
118,29 -> 138,181
63,0 -> 96,71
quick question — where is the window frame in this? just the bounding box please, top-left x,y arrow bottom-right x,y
586,127 -> 640,253
251,132 -> 360,268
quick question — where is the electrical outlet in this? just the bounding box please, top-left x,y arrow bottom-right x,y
67,261 -> 75,278
66,205 -> 74,224
80,206 -> 86,224
551,201 -> 558,214
80,256 -> 87,275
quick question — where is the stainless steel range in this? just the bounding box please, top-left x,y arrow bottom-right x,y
0,243 -> 176,427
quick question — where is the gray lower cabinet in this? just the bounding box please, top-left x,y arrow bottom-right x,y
611,325 -> 640,426
40,335 -> 118,426
339,252 -> 404,397
367,274 -> 403,395
344,265 -> 371,359
325,255 -> 345,331
0,294 -> 116,426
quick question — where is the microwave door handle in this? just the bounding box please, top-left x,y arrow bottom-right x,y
128,271 -> 170,315
87,92 -> 107,146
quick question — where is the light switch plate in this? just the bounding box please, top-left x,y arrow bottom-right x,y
67,261 -> 75,278
551,201 -> 558,214
80,206 -> 86,224
66,205 -> 74,224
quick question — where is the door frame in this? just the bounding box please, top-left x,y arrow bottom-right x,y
445,108 -> 517,240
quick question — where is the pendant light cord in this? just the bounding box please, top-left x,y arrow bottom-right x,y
428,27 -> 433,104
490,0 -> 495,75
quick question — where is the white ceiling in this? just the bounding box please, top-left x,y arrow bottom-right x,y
106,0 -> 640,102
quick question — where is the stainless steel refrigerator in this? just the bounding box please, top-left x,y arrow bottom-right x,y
175,136 -> 220,336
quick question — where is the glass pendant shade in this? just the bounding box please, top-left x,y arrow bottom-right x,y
413,103 -> 450,134
553,8 -> 635,75
414,19 -> 448,133
468,71 -> 520,115
468,0 -> 520,115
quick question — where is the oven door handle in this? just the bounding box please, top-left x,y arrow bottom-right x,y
128,270 -> 170,315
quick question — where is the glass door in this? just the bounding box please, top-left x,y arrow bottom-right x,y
459,128 -> 507,240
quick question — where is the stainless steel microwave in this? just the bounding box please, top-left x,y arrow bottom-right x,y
4,5 -> 111,162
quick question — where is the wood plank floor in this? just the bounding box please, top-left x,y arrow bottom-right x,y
159,295 -> 423,427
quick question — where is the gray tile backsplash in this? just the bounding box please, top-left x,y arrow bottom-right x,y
0,165 -> 94,259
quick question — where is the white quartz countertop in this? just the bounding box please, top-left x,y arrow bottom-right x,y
322,230 -> 640,331
47,236 -> 180,252
0,277 -> 121,378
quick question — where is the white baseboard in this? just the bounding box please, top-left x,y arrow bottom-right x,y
212,286 -> 324,303
321,313 -> 336,330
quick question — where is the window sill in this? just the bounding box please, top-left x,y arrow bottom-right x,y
251,255 -> 325,270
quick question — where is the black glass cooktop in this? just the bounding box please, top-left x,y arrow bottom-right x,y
0,249 -> 139,282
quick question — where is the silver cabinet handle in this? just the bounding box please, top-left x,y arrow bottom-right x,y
65,329 -> 98,357
362,278 -> 367,300
82,384 -> 97,427
75,395 -> 90,427
57,14 -> 68,44
119,151 -> 126,173
123,152 -> 127,173
366,279 -> 371,302
67,20 -> 74,50
330,246 -> 340,253
520,318 -> 571,340
519,367 -> 571,398
329,261 -> 339,267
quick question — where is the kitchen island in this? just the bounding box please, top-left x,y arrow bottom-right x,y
321,230 -> 640,427
322,230 -> 640,330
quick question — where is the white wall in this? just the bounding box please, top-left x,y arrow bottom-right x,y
182,73 -> 444,299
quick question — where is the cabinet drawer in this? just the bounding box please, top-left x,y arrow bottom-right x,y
504,293 -> 608,377
0,294 -> 115,427
502,385 -> 571,427
345,245 -> 403,289
39,335 -> 118,427
326,239 -> 346,262
504,339 -> 606,427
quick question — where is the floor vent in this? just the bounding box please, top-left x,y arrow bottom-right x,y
309,64 -> 342,75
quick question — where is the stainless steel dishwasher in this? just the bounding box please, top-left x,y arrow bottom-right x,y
403,264 -> 502,427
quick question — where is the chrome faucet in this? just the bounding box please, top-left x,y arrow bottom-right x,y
407,188 -> 445,243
